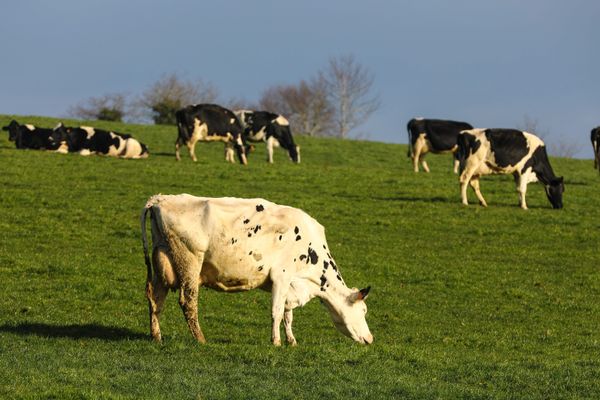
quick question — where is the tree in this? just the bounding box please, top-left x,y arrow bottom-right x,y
320,54 -> 380,138
258,77 -> 334,137
67,93 -> 127,122
135,73 -> 218,125
518,114 -> 580,158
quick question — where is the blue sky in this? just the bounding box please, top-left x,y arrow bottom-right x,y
1,1 -> 598,157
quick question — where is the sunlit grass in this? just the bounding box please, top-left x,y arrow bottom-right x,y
0,115 -> 599,399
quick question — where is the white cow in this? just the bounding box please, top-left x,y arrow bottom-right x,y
141,194 -> 373,346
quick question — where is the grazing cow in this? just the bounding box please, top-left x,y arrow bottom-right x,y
407,118 -> 473,173
175,104 -> 248,164
2,119 -> 65,151
591,127 -> 600,172
235,110 -> 300,163
52,124 -> 149,159
141,194 -> 373,346
457,128 -> 564,209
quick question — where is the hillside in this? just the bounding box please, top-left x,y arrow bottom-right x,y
1,115 -> 599,399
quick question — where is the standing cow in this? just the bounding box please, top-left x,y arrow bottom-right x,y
457,128 -> 564,209
235,110 -> 300,163
407,118 -> 473,173
2,120 -> 65,151
175,104 -> 248,164
591,127 -> 600,173
141,194 -> 373,346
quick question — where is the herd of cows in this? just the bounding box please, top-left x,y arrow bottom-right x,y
1,103 -> 300,164
3,106 -> 600,345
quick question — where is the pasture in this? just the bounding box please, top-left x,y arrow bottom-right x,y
0,115 -> 599,399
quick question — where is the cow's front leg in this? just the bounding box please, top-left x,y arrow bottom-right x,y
284,309 -> 297,346
270,271 -> 291,346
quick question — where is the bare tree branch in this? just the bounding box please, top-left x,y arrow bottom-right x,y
321,54 -> 380,138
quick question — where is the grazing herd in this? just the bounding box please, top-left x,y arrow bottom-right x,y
407,117 -> 569,210
2,109 -> 598,345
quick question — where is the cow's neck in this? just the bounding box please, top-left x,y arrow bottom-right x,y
531,147 -> 558,185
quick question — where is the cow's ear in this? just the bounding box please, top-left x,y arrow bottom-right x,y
351,286 -> 371,302
358,286 -> 371,301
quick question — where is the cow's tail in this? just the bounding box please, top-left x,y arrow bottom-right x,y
406,120 -> 413,158
141,197 -> 158,299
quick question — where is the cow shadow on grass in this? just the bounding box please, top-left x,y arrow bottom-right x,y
0,323 -> 147,341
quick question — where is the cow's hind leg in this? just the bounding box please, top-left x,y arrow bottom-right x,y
179,271 -> 206,344
469,177 -> 487,207
147,277 -> 168,342
147,247 -> 175,342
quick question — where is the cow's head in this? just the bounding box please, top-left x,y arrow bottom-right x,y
2,120 -> 21,141
325,286 -> 373,344
546,177 -> 564,209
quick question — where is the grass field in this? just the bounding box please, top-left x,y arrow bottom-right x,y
0,115 -> 599,399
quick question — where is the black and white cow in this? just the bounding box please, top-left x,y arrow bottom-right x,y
407,118 -> 474,173
235,110 -> 300,163
457,128 -> 564,209
2,120 -> 65,151
175,104 -> 248,164
52,124 -> 149,158
591,127 -> 600,172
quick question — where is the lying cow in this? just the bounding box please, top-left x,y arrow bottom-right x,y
53,124 -> 149,159
175,104 -> 248,164
407,118 -> 473,173
235,110 -> 300,163
591,127 -> 600,172
141,194 -> 373,345
2,119 -> 65,151
457,128 -> 564,209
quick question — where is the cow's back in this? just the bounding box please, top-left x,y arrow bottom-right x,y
149,195 -> 321,291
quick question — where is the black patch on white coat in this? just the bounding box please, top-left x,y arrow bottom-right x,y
484,129 -> 529,167
256,204 -> 264,212
296,235 -> 301,241
307,247 -> 318,265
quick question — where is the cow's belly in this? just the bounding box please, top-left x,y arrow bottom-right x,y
200,258 -> 270,292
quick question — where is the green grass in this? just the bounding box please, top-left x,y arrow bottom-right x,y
0,115 -> 599,399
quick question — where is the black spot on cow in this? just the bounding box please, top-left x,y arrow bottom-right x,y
294,226 -> 299,234
279,235 -> 282,241
336,274 -> 342,281
249,251 -> 253,255
296,235 -> 301,241
253,225 -> 261,234
243,219 -> 250,224
320,274 -> 327,290
258,265 -> 263,271
330,260 -> 338,272
323,261 -> 329,270
307,247 -> 318,265
299,255 -> 307,262
485,129 -> 529,167
248,233 -> 252,237
323,245 -> 327,250
256,204 -> 264,212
